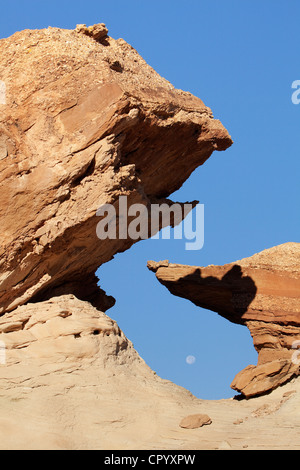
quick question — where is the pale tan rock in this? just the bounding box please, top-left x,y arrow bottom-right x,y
149,242 -> 300,397
179,414 -> 212,429
1,295 -> 300,450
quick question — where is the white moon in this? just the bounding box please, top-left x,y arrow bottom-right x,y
186,355 -> 196,365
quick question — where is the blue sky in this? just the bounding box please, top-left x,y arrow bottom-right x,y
1,1 -> 299,399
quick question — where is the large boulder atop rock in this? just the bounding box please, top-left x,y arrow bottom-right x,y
148,242 -> 300,397
0,23 -> 232,316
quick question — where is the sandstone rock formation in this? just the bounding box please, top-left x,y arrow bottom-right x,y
1,294 -> 300,450
0,23 -> 232,315
0,22 -> 235,450
148,243 -> 300,398
1,22 -> 298,450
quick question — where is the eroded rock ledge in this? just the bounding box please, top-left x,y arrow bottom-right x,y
148,242 -> 300,397
0,23 -> 232,315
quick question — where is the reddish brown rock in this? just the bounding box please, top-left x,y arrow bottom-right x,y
148,243 -> 300,397
0,24 -> 232,315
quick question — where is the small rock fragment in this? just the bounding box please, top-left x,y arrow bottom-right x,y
179,413 -> 212,429
147,260 -> 169,273
233,418 -> 244,425
75,23 -> 108,42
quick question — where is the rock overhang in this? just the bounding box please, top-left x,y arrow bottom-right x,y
0,24 -> 232,314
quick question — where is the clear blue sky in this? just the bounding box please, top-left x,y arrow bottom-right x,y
1,1 -> 299,399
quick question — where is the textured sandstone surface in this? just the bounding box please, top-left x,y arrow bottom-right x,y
1,23 -> 299,450
1,294 -> 300,450
148,243 -> 300,397
0,23 -> 232,315
179,414 -> 212,429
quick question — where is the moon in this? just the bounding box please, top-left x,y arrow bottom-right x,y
186,355 -> 196,365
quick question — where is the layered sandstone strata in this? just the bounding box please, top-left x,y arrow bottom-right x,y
0,23 -> 232,315
1,294 -> 300,450
148,243 -> 300,397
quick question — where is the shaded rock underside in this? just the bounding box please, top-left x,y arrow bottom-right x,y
148,242 -> 300,397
